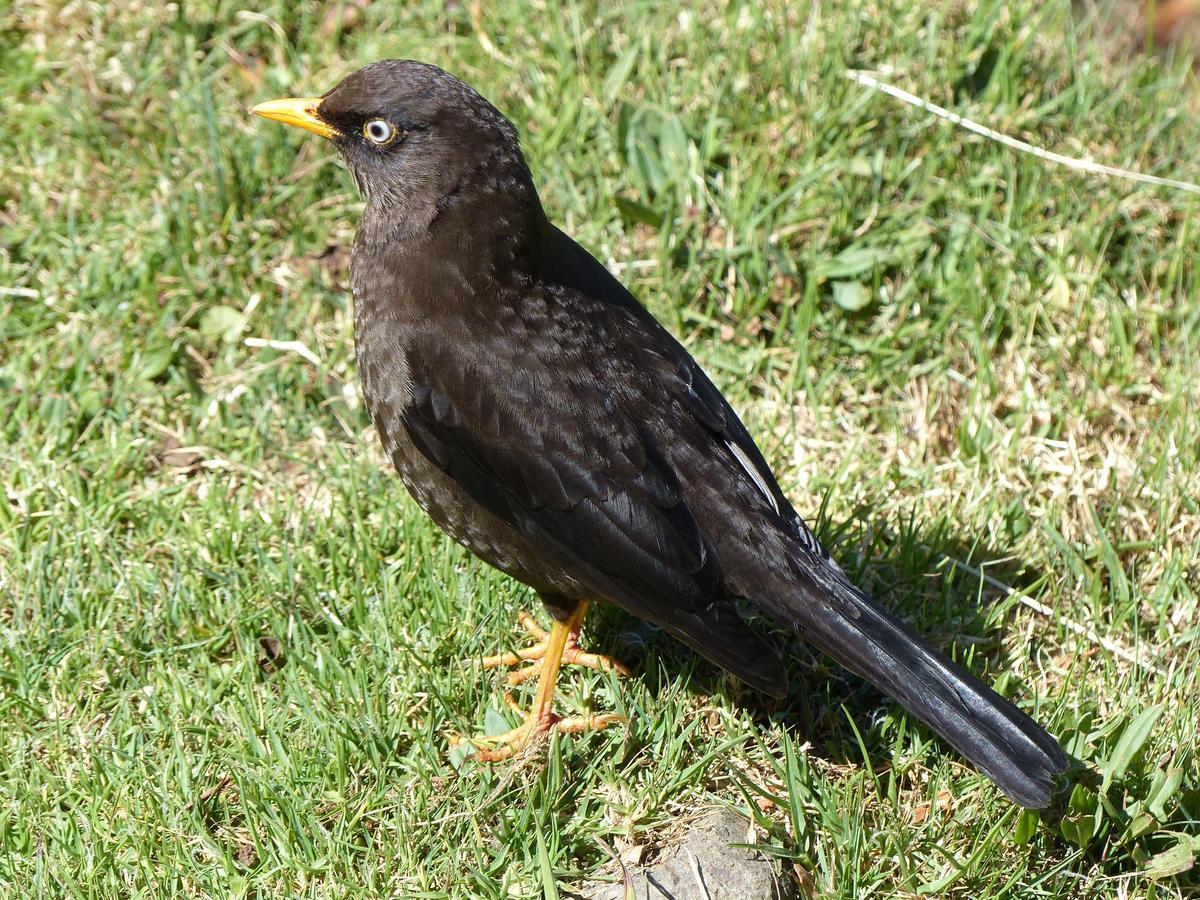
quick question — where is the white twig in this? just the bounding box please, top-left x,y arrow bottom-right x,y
925,544 -> 1165,677
845,69 -> 1200,196
686,849 -> 712,900
468,0 -> 515,66
244,337 -> 323,369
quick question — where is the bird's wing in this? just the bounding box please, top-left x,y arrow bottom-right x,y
542,226 -> 830,562
659,329 -> 830,561
531,234 -> 1071,805
399,312 -> 787,695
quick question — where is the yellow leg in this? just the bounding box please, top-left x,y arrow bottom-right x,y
452,600 -> 626,761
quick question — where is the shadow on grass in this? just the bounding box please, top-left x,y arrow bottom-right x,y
589,506 -> 1066,768
583,505 -> 1198,887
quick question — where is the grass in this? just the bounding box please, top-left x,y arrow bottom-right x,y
2,0 -> 1199,896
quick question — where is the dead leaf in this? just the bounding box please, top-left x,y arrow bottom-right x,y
188,775 -> 232,812
155,435 -> 204,470
318,243 -> 352,287
162,447 -> 204,469
258,636 -> 284,673
318,0 -> 370,38
793,862 -> 816,899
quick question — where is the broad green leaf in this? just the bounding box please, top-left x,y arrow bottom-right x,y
658,113 -> 690,178
1148,767 -> 1185,821
1061,784 -> 1100,850
199,304 -> 245,344
1013,809 -> 1038,844
814,244 -> 892,280
136,341 -> 176,382
1060,817 -> 1087,850
1125,812 -> 1159,841
446,739 -> 472,772
1103,706 -> 1163,788
1143,838 -> 1197,879
831,280 -> 872,311
615,195 -> 662,228
483,707 -> 511,737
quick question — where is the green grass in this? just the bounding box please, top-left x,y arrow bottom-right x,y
2,0 -> 1199,896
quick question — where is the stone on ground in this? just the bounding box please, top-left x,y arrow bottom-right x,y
581,809 -> 793,900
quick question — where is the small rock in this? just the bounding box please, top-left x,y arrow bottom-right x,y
582,809 -> 792,900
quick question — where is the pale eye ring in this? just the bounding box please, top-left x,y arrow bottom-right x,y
363,119 -> 396,145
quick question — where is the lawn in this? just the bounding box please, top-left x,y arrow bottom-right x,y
2,1 -> 1199,896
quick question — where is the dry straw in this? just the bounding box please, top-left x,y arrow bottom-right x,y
845,70 -> 1180,677
846,69 -> 1200,196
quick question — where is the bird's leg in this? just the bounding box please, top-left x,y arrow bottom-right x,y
473,605 -> 631,685
453,600 -> 626,761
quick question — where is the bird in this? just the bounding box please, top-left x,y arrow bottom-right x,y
251,59 -> 1070,808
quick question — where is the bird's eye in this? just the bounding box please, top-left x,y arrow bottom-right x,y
363,119 -> 397,146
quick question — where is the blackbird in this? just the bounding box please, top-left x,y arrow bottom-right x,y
252,60 -> 1069,807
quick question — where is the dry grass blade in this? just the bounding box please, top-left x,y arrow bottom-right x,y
845,69 -> 1200,195
917,541 -> 1167,677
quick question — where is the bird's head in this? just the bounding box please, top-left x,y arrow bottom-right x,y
251,60 -> 535,238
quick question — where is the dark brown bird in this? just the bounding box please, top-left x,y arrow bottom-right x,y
251,60 -> 1069,807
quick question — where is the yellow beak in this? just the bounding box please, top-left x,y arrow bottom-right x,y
250,97 -> 340,139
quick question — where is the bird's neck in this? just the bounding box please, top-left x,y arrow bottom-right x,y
351,161 -> 551,330
357,142 -> 545,248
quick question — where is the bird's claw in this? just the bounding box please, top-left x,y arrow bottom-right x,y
449,703 -> 627,762
464,611 -> 631,683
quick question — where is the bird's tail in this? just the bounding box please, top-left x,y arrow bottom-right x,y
777,564 -> 1069,808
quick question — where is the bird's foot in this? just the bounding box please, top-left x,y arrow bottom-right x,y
470,611 -> 631,684
451,602 -> 628,762
451,602 -> 633,763
450,693 -> 626,762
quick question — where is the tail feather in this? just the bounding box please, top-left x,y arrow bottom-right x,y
777,564 -> 1069,808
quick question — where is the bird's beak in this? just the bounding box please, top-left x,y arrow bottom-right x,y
249,97 -> 340,139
